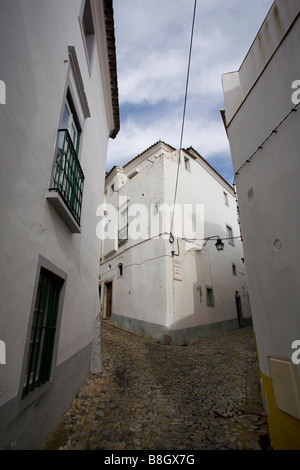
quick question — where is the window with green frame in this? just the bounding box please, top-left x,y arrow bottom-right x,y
23,267 -> 64,397
60,91 -> 81,152
49,89 -> 85,227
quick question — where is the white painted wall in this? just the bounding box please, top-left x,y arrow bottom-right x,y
222,0 -> 300,376
100,149 -> 171,331
100,142 -> 250,342
163,149 -> 250,332
0,0 -> 117,449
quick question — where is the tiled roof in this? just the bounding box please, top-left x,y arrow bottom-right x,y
123,140 -> 176,168
103,0 -> 120,139
105,141 -> 233,190
105,141 -> 175,180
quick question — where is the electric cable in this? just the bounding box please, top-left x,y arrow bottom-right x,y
170,0 -> 197,238
233,103 -> 299,185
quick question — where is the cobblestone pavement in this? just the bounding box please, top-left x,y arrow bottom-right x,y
43,321 -> 270,451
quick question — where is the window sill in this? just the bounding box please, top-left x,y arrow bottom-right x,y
20,380 -> 52,408
46,190 -> 81,233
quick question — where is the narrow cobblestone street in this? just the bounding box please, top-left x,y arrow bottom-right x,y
43,320 -> 270,451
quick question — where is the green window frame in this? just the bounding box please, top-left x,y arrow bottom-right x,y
23,267 -> 64,397
47,47 -> 90,233
61,94 -> 81,153
51,128 -> 85,226
49,90 -> 85,226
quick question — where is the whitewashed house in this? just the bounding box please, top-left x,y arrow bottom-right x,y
222,0 -> 300,449
0,0 -> 119,449
98,141 -> 251,345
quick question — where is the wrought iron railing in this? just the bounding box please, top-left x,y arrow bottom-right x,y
118,224 -> 128,246
49,129 -> 85,226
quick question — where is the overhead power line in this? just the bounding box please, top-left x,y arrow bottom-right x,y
171,0 -> 197,235
233,103 -> 299,184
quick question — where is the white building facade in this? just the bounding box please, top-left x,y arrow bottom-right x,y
0,0 -> 119,449
222,0 -> 300,449
99,141 -> 251,345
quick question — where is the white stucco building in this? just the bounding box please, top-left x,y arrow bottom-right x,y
0,0 -> 119,449
222,0 -> 300,449
98,141 -> 251,345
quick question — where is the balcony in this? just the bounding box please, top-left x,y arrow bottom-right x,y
47,129 -> 85,233
118,224 -> 128,246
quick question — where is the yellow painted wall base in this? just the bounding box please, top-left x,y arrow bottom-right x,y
261,371 -> 300,449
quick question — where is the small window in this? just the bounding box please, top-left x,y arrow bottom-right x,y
226,225 -> 235,246
247,187 -> 254,200
153,202 -> 160,213
23,267 -> 64,397
223,191 -> 229,206
206,286 -> 214,307
118,208 -> 128,246
82,0 -> 95,67
232,263 -> 237,276
118,263 -> 123,278
184,156 -> 191,171
110,183 -> 115,195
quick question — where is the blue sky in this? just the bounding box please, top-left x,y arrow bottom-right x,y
107,0 -> 274,185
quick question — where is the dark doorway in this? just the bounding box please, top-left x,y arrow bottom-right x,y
235,292 -> 244,326
104,281 -> 113,318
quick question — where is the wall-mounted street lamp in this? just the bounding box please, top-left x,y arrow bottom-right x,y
215,238 -> 225,251
169,233 -> 225,255
170,233 -> 242,255
204,235 -> 225,252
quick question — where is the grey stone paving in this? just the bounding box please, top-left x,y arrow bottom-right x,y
42,320 -> 270,450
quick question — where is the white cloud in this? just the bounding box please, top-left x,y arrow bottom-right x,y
107,109 -> 230,171
119,50 -> 187,105
109,0 -> 274,180
107,114 -> 181,170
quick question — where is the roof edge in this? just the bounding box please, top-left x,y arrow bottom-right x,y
103,0 -> 120,139
185,146 -> 234,190
123,140 -> 176,169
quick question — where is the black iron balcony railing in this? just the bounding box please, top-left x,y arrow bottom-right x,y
49,129 -> 85,226
118,224 -> 128,246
